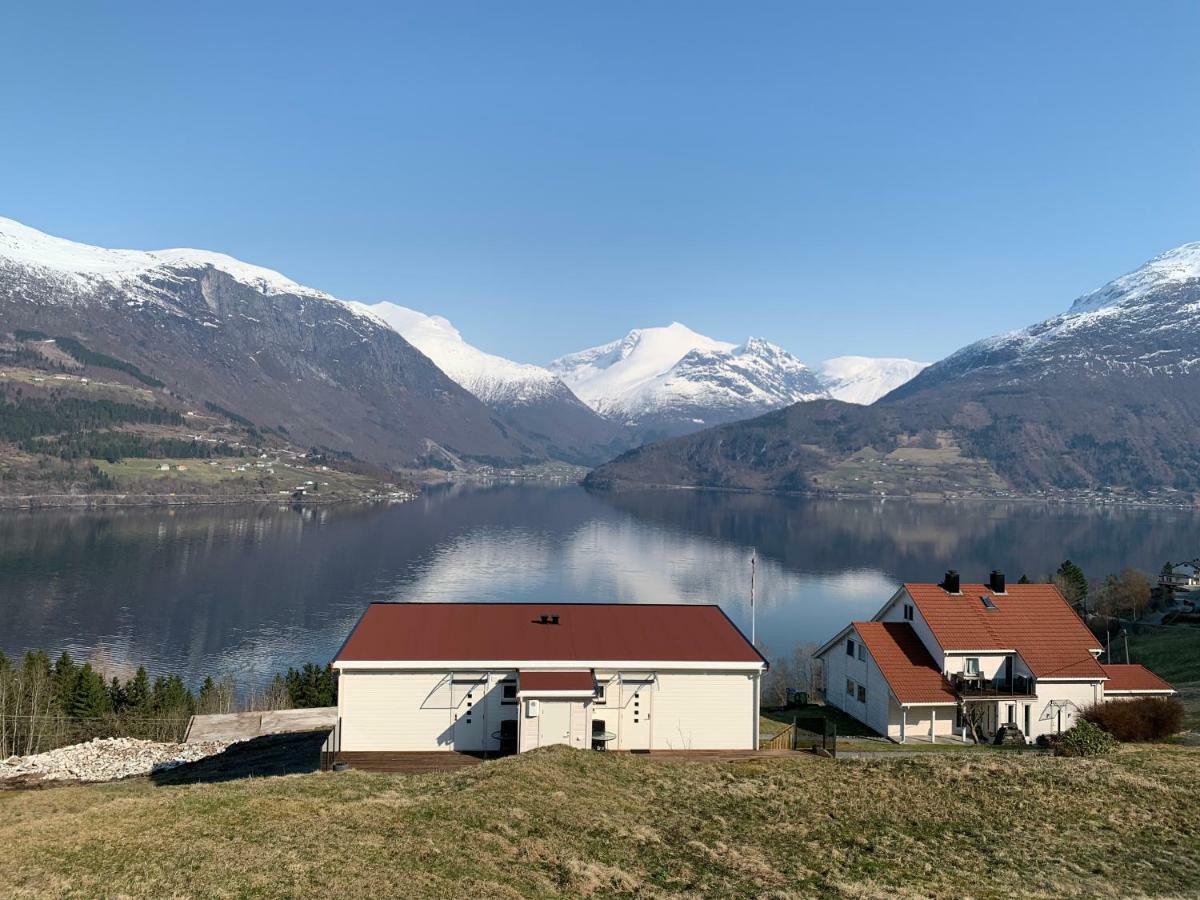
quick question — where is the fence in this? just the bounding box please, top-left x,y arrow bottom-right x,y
792,716 -> 837,756
0,713 -> 190,758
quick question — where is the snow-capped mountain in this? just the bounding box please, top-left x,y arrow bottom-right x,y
896,241 -> 1200,393
350,301 -> 629,464
549,323 -> 828,440
0,216 -> 532,467
816,356 -> 929,405
592,241 -> 1200,496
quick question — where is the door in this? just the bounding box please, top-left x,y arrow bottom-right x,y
569,701 -> 590,749
538,700 -> 572,747
619,679 -> 654,750
451,675 -> 488,750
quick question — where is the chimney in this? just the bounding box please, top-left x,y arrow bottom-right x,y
539,614 -> 549,624
941,570 -> 961,594
989,570 -> 1006,594
550,614 -> 560,625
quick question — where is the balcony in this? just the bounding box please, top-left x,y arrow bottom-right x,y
951,673 -> 1036,699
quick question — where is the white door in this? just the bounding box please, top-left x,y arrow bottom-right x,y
538,700 -> 573,747
569,701 -> 590,749
451,676 -> 488,750
619,679 -> 653,750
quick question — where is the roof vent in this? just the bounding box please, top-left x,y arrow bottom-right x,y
988,570 -> 1006,594
550,614 -> 560,625
941,570 -> 961,594
538,614 -> 549,624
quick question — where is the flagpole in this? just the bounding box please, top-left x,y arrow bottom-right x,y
750,549 -> 757,646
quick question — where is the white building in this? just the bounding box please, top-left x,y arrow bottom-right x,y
815,571 -> 1176,744
329,602 -> 765,764
1160,560 -> 1200,592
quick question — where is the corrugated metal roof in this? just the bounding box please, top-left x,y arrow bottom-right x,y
903,583 -> 1106,679
1101,663 -> 1176,693
334,602 -> 763,664
853,621 -> 958,705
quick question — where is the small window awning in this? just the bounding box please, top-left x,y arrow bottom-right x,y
517,670 -> 596,698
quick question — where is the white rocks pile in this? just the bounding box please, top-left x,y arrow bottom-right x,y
1,737 -> 229,783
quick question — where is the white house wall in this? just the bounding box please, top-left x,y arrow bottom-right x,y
649,671 -> 757,750
820,627 -> 892,738
339,667 -> 760,753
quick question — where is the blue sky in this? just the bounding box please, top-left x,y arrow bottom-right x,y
2,2 -> 1198,365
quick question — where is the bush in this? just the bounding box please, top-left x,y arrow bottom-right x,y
1054,719 -> 1118,757
1082,697 -> 1184,742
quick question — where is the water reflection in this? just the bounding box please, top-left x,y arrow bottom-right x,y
0,485 -> 1196,687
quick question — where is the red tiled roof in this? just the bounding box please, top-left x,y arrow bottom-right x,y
853,621 -> 958,705
519,670 -> 595,692
1102,664 -> 1176,694
903,583 -> 1105,680
335,602 -> 764,664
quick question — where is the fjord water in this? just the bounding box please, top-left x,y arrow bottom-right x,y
1,485 -> 1197,688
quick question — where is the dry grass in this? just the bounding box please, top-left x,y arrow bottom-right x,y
2,745 -> 1199,898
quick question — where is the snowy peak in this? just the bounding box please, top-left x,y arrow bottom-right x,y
550,323 -> 827,437
0,216 -> 329,301
816,356 -> 930,405
351,301 -> 568,408
1070,241 -> 1200,314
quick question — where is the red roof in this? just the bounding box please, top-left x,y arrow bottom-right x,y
903,583 -> 1105,679
335,602 -> 763,664
519,671 -> 595,692
853,621 -> 958,705
1102,664 -> 1176,694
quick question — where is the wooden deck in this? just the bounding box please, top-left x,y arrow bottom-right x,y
324,748 -> 811,773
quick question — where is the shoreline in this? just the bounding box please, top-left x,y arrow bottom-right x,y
0,490 -> 413,511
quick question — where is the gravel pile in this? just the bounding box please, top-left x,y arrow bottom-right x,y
1,737 -> 230,783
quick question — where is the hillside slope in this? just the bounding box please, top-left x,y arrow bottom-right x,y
2,744 -> 1196,898
354,301 -> 629,465
0,217 -> 531,469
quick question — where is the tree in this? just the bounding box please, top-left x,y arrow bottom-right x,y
1018,574 -> 1032,585
108,676 -> 126,712
285,663 -> 337,708
52,652 -> 78,711
70,664 -> 112,718
1054,560 -> 1088,611
1094,569 -> 1152,620
124,666 -> 150,711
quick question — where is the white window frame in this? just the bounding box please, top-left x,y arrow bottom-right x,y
965,657 -> 981,676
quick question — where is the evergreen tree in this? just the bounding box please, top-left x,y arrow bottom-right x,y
1054,560 -> 1089,610
1018,574 -> 1032,584
124,666 -> 150,711
285,662 -> 337,708
197,676 -> 216,710
151,674 -> 194,714
52,652 -> 78,711
108,676 -> 126,712
71,664 -> 112,718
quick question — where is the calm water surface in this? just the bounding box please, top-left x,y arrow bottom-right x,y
1,484 -> 1197,688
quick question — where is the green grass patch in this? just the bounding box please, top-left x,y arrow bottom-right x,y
1,745 -> 1198,897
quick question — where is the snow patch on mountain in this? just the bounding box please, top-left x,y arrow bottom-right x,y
1070,242 -> 1200,314
350,301 -> 572,408
549,323 -> 827,431
0,216 -> 331,303
816,356 -> 929,405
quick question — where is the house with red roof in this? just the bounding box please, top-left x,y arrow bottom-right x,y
815,571 -> 1176,744
328,602 -> 766,761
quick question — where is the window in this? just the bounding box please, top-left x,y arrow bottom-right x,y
903,603 -> 914,621
857,644 -> 866,662
846,678 -> 855,697
595,682 -> 607,705
846,639 -> 855,656
501,680 -> 517,705
1007,704 -> 1015,725
856,684 -> 867,703
965,657 -> 980,676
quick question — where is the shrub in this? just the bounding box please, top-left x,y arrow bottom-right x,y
1082,697 -> 1184,742
1055,719 -> 1118,757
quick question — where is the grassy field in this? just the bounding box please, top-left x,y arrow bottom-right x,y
93,456 -> 388,499
2,744 -> 1198,898
1126,626 -> 1200,730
